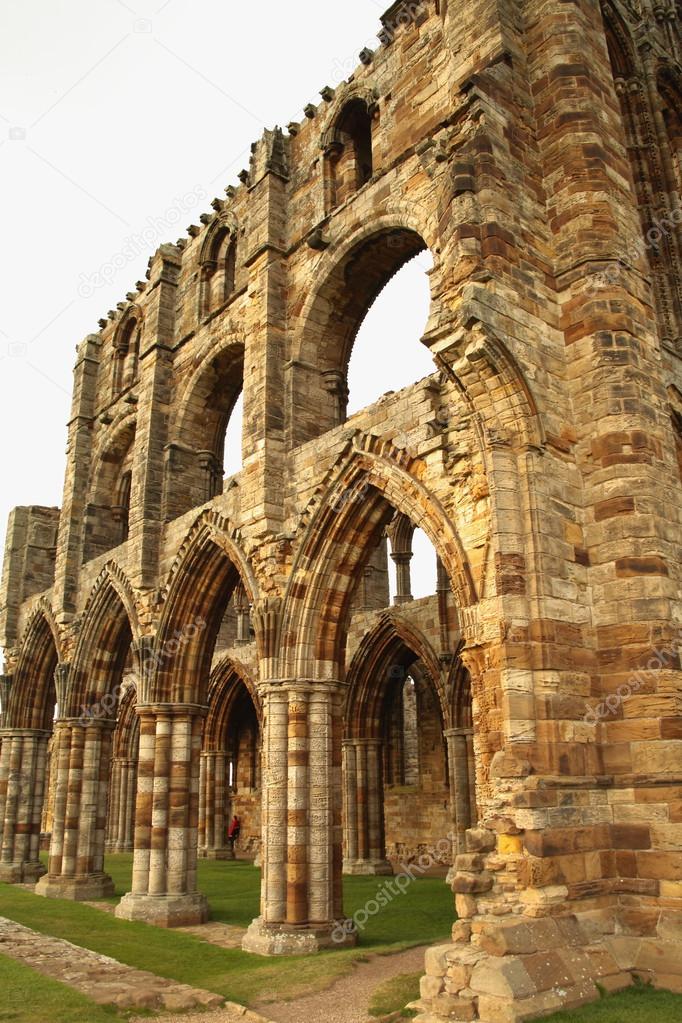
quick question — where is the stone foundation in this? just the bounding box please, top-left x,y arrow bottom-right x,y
414,911 -> 682,1023
115,891 -> 210,928
35,871 -> 115,901
241,916 -> 358,956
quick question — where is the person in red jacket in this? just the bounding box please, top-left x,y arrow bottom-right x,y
227,815 -> 241,852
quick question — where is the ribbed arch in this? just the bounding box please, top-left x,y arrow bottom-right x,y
68,567 -> 138,714
152,520 -> 257,705
280,442 -> 477,680
9,609 -> 60,730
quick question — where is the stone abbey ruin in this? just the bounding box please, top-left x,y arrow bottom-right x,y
2,0 -> 682,1019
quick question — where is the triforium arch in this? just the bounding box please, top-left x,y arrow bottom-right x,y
280,439 -> 477,680
115,511 -> 259,927
199,655 -> 262,860
288,213 -> 437,445
36,564 -> 139,901
83,414 -> 137,561
342,610 -> 475,876
0,603 -> 61,883
164,337 -> 246,520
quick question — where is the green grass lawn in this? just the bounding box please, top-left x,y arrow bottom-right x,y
0,953 -> 125,1023
542,984 -> 682,1023
0,855 -> 453,1008
2,858 -> 682,1023
368,970 -> 421,1018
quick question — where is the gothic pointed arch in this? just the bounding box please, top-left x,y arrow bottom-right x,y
7,605 -> 61,730
344,610 -> 446,737
289,215 -> 438,444
165,337 -> 245,518
111,306 -> 143,396
198,214 -> 238,320
84,414 -> 137,560
68,563 -> 140,715
280,435 -> 477,680
150,511 -> 259,705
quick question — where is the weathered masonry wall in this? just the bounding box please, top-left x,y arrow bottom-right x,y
1,1 -> 682,1020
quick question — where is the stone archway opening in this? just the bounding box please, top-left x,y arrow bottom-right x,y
165,343 -> 245,520
292,226 -> 437,447
200,661 -> 261,863
0,612 -> 59,884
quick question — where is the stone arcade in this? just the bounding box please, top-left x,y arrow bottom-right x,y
2,1 -> 682,1019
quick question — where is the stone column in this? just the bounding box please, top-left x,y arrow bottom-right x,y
445,728 -> 474,855
0,729 -> 50,883
391,553 -> 413,604
36,718 -> 115,900
198,751 -> 233,859
242,681 -> 356,955
115,704 -> 209,927
105,758 -> 121,852
107,757 -> 136,853
343,738 -> 392,875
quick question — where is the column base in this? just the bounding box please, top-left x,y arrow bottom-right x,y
35,872 -> 115,901
199,847 -> 235,861
115,891 -> 210,928
242,916 -> 358,956
0,860 -> 46,885
343,858 -> 394,876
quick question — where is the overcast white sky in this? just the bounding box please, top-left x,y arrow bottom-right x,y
0,0 -> 437,617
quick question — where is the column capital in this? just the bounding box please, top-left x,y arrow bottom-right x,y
262,678 -> 346,693
445,727 -> 474,738
0,727 -> 51,739
135,702 -> 209,719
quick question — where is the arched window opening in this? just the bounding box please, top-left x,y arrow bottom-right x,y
112,469 -> 132,545
347,252 -> 434,417
293,228 -> 436,446
166,344 -> 244,520
111,317 -> 141,397
387,522 -> 439,604
334,99 -> 374,198
199,226 -> 237,321
83,423 -> 136,563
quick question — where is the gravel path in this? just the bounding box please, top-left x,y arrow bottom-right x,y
131,945 -> 427,1023
258,945 -> 426,1023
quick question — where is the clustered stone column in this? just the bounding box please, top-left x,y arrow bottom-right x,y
36,718 -> 115,900
106,757 -> 137,853
0,728 -> 50,883
242,681 -> 356,954
444,727 -> 475,854
198,750 -> 233,859
115,704 -> 208,927
342,739 -> 392,875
